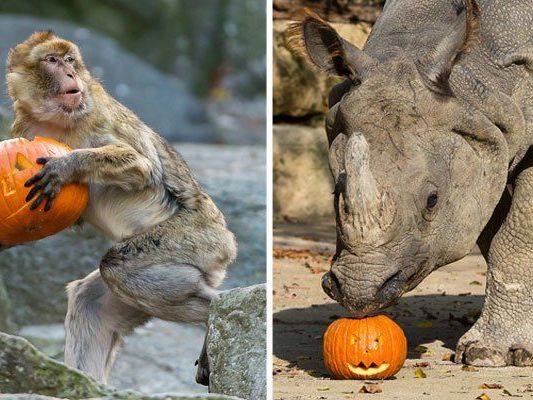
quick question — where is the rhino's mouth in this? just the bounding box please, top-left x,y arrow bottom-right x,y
322,252 -> 416,317
348,362 -> 390,375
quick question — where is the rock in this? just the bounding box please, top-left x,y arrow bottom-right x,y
0,104 -> 11,140
0,144 -> 265,325
273,124 -> 334,221
206,98 -> 266,146
273,0 -> 384,23
0,15 -> 214,143
0,395 -> 239,400
273,19 -> 371,118
0,225 -> 111,326
178,145 -> 266,288
0,332 -> 107,398
0,395 -> 63,400
0,271 -> 15,332
0,332 -> 243,399
207,284 -> 266,400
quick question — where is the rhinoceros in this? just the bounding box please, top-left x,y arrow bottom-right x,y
289,0 -> 533,366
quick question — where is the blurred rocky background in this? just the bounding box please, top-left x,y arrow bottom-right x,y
0,1 -> 266,399
273,0 -> 383,222
0,0 -> 266,145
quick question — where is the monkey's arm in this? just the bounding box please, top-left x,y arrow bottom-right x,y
25,143 -> 157,211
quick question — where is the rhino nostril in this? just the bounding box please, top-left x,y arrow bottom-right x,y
329,270 -> 341,289
376,270 -> 404,301
322,271 -> 342,300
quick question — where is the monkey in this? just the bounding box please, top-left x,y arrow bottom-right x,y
5,31 -> 237,385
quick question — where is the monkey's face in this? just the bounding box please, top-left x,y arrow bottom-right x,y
7,32 -> 93,125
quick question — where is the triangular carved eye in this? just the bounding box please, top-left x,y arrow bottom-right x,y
14,153 -> 34,171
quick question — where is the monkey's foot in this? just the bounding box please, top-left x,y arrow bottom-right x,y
455,319 -> 533,366
195,357 -> 210,386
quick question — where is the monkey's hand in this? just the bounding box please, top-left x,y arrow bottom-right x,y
25,156 -> 74,211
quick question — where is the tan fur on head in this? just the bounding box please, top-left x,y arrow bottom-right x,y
7,30 -> 56,70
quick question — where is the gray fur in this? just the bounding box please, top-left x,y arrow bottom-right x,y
295,0 -> 533,366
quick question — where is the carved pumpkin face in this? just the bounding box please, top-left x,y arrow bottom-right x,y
323,315 -> 407,379
0,137 -> 89,246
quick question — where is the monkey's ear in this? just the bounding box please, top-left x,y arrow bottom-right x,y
287,8 -> 376,82
7,30 -> 56,71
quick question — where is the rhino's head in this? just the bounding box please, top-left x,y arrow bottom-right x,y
290,4 -> 512,316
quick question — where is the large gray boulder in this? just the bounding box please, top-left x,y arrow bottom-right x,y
207,284 -> 266,400
0,272 -> 14,332
0,227 -> 110,326
273,19 -> 370,118
0,15 -> 214,143
0,332 -> 107,398
0,332 -> 242,399
273,124 -> 333,222
0,144 -> 265,326
0,396 -> 237,400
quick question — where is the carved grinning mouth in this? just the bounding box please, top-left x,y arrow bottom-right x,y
347,362 -> 390,375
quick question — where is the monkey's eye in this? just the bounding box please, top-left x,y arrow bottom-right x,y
64,56 -> 75,64
426,191 -> 438,210
44,55 -> 58,63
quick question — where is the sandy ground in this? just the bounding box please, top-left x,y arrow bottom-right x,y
273,221 -> 533,400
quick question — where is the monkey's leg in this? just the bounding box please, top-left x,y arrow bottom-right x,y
65,269 -> 150,383
99,245 -> 218,385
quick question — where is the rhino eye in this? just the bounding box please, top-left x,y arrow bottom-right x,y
426,192 -> 438,209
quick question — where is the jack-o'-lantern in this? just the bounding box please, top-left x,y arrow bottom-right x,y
0,136 -> 89,245
323,315 -> 407,379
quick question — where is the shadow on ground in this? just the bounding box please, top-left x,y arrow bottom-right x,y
273,294 -> 483,378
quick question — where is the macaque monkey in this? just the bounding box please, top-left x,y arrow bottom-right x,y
5,31 -> 237,385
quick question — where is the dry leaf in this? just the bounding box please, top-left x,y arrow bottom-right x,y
415,345 -> 428,353
441,353 -> 454,361
462,365 -> 479,372
476,394 -> 490,400
479,383 -> 503,389
273,247 -> 329,259
502,389 -> 516,397
518,384 -> 533,393
416,321 -> 433,328
415,367 -> 427,378
359,383 -> 382,394
415,362 -> 429,367
469,280 -> 482,285
317,387 -> 330,392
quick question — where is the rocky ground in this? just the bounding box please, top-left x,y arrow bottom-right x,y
1,285 -> 266,400
273,221 -> 533,400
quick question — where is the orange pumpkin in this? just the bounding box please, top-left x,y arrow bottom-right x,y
323,315 -> 407,379
0,136 -> 89,245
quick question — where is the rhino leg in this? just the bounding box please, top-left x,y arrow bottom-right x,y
456,167 -> 533,366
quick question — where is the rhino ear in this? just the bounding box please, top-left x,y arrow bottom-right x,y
416,0 -> 480,96
288,9 -> 376,82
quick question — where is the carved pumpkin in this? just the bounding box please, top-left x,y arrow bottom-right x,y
0,137 -> 89,246
323,315 -> 407,379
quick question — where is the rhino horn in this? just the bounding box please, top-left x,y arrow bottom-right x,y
340,133 -> 396,246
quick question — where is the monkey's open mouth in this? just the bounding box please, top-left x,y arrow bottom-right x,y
58,90 -> 83,109
347,362 -> 390,375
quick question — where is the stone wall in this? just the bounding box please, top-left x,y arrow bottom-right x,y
272,15 -> 373,222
